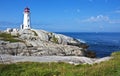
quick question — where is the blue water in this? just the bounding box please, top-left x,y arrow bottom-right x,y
57,32 -> 120,58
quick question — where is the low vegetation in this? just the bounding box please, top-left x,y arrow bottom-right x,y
0,51 -> 120,76
52,35 -> 58,43
0,32 -> 23,42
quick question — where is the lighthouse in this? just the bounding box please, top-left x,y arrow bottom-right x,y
21,7 -> 31,29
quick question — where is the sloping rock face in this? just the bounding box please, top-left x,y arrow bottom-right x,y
0,29 -> 88,56
0,41 -> 26,55
0,55 -> 112,64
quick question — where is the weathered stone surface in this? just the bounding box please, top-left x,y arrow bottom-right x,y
9,56 -> 111,65
33,30 -> 49,41
0,41 -> 26,55
0,29 -> 112,64
0,29 -> 88,56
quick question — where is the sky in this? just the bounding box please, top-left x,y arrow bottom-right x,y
0,0 -> 120,32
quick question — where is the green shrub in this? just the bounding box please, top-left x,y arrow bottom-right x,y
111,51 -> 120,57
0,51 -> 120,76
0,32 -> 23,42
0,32 -> 12,38
52,35 -> 58,43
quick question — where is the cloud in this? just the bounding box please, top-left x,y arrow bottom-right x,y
83,15 -> 109,22
82,15 -> 120,24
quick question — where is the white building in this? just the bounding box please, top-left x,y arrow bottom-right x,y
21,7 -> 31,29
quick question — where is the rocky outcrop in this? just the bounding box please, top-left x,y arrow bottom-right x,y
0,29 -> 88,56
0,41 -> 26,55
13,56 -> 110,65
0,29 -> 111,65
0,55 -> 112,65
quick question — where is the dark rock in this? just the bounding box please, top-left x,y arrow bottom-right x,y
67,42 -> 89,49
85,50 -> 96,58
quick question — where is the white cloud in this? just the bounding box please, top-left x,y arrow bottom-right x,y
83,15 -> 109,22
82,15 -> 120,24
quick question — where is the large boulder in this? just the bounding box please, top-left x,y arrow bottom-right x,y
0,41 -> 26,55
33,30 -> 49,41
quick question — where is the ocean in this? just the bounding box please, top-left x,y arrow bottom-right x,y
57,32 -> 120,58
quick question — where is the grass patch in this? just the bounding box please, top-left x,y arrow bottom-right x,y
0,32 -> 23,43
51,35 -> 58,43
0,51 -> 120,76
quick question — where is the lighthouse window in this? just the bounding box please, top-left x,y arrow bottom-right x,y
28,19 -> 29,22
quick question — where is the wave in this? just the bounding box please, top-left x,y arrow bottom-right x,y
77,39 -> 86,43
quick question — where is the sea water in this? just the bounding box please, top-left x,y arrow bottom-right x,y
58,32 -> 120,58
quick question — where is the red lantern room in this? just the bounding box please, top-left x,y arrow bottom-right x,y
24,7 -> 30,13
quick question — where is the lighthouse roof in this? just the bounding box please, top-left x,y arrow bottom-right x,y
24,7 -> 30,13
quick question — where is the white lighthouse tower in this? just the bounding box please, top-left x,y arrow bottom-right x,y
21,7 -> 31,29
